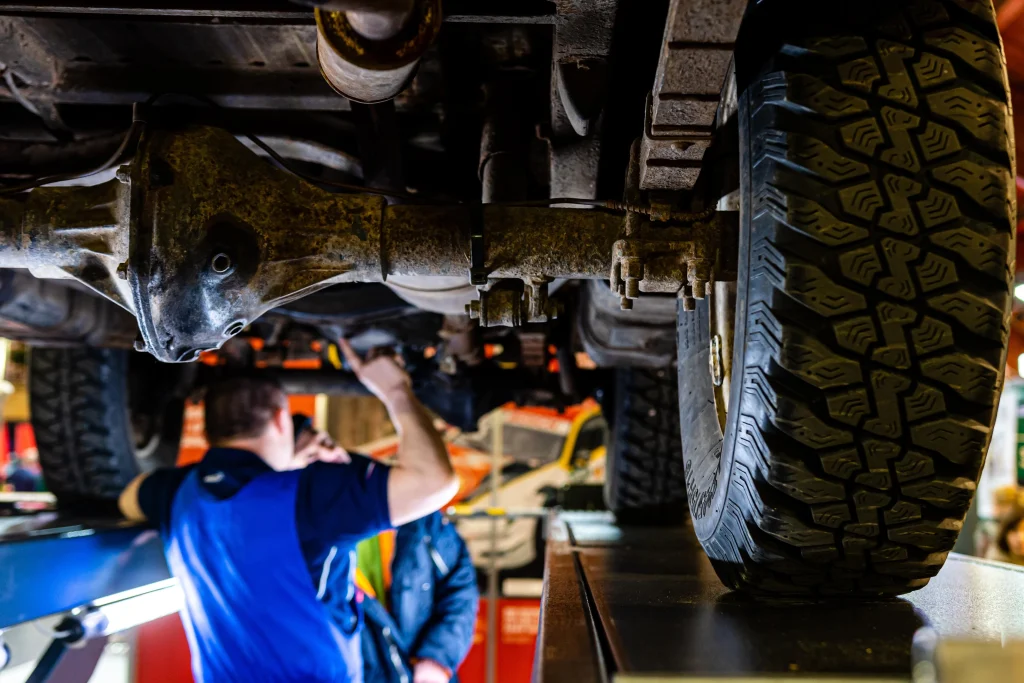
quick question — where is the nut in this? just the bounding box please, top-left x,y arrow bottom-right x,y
620,257 -> 644,281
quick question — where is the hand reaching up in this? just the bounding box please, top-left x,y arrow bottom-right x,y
338,339 -> 412,403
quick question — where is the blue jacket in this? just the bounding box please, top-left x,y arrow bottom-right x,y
361,512 -> 479,683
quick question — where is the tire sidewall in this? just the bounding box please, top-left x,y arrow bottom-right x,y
679,80 -> 756,547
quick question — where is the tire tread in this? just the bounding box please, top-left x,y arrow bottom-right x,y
606,368 -> 688,525
699,0 -> 1014,595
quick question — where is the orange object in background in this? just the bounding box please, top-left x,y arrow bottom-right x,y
176,401 -> 208,467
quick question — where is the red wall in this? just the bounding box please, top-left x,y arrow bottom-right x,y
135,615 -> 193,683
135,599 -> 540,683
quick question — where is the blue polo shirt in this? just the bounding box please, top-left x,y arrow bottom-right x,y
138,447 -> 392,633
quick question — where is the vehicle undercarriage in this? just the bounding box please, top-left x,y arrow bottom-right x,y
0,0 -> 1015,598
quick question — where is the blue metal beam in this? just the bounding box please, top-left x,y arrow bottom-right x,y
0,519 -> 170,628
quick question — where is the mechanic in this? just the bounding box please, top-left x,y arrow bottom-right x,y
354,509 -> 478,683
117,339 -> 459,683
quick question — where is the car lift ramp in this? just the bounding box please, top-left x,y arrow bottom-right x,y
536,512 -> 1024,683
0,513 -> 176,681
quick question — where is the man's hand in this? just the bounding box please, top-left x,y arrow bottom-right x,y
338,339 -> 411,405
413,659 -> 450,683
294,428 -> 350,468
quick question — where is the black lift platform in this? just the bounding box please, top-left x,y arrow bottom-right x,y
536,512 -> 1024,682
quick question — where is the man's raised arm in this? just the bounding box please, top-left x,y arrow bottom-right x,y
339,340 -> 458,526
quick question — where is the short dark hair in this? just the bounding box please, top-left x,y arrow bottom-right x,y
203,376 -> 288,444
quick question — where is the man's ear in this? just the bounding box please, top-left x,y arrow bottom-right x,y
271,405 -> 291,437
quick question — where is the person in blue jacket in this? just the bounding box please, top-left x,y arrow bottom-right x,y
117,340 -> 459,683
355,510 -> 478,683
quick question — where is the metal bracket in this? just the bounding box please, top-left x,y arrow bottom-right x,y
469,203 -> 488,286
610,210 -> 732,311
466,279 -> 561,328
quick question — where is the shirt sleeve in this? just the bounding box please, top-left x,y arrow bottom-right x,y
297,455 -> 392,550
136,465 -> 195,534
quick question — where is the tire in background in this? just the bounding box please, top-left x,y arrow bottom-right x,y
30,347 -> 186,510
604,367 -> 687,525
681,0 -> 1015,595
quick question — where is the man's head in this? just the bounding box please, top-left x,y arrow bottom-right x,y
203,376 -> 296,470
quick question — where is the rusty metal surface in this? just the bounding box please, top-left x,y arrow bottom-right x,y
0,179 -> 132,309
548,0 -> 618,200
480,72 -> 533,204
129,126 -> 385,361
0,13 -> 439,111
541,512 -> 1024,680
465,279 -> 559,327
0,0 -> 554,22
383,205 -> 623,280
0,124 -> 730,359
639,0 -> 746,190
610,140 -> 735,310
314,0 -> 440,103
0,126 -> 632,360
610,216 -> 721,299
0,16 -> 346,110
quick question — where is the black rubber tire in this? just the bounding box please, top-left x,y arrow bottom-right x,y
681,0 -> 1015,596
29,347 -> 186,510
604,367 -> 688,525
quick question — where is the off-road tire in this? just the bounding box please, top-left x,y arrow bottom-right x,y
681,0 -> 1015,595
30,347 -> 185,510
605,367 -> 688,525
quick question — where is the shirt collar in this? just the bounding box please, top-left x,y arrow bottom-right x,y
199,447 -> 272,488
